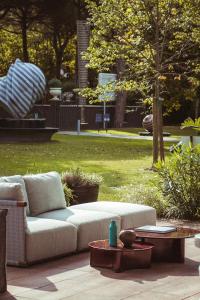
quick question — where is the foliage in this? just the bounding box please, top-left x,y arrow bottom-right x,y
61,168 -> 103,188
157,146 -> 200,220
48,78 -> 62,88
0,29 -> 22,76
82,0 -> 200,100
82,0 -> 200,162
62,183 -> 73,206
181,117 -> 200,131
0,0 -> 77,78
62,80 -> 77,92
114,184 -> 167,217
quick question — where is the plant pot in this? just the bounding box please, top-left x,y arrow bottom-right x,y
71,185 -> 99,205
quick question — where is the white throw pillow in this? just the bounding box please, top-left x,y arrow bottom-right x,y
23,171 -> 66,216
0,175 -> 30,215
0,182 -> 25,202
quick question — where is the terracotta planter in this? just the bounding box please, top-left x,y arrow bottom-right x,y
71,185 -> 99,205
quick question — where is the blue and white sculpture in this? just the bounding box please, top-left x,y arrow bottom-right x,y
0,59 -> 46,119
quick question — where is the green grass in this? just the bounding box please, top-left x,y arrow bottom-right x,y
0,133 -> 173,202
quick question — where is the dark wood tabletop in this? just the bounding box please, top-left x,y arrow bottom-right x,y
133,227 -> 200,239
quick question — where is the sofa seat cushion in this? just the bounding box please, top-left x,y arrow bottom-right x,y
24,172 -> 66,216
37,208 -> 121,251
0,175 -> 30,215
26,217 -> 77,263
71,201 -> 156,229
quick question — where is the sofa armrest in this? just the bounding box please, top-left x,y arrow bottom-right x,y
0,200 -> 27,266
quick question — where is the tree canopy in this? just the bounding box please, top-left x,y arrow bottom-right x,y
81,0 -> 200,163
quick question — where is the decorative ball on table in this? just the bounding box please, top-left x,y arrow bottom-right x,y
119,229 -> 136,248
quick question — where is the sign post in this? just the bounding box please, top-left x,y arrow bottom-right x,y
98,73 -> 117,130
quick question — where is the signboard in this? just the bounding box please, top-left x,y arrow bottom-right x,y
104,113 -> 110,122
95,114 -> 102,123
98,73 -> 117,101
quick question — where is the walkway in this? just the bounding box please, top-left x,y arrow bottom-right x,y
59,131 -> 179,142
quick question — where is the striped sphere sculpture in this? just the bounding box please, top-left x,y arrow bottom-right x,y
142,114 -> 153,132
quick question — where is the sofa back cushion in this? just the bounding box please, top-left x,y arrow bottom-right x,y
0,182 -> 26,202
0,175 -> 30,215
23,171 -> 66,216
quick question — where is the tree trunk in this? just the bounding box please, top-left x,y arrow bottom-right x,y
0,209 -> 7,294
115,91 -> 127,128
195,98 -> 199,119
55,51 -> 63,79
21,16 -> 29,62
153,0 -> 164,164
114,59 -> 127,128
158,94 -> 165,161
153,86 -> 159,164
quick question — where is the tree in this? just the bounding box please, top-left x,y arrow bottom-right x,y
40,0 -> 77,78
82,0 -> 200,164
0,0 -> 43,62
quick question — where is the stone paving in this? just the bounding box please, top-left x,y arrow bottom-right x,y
59,131 -> 179,142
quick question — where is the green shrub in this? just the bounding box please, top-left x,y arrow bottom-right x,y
157,145 -> 200,220
114,184 -> 167,217
62,183 -> 73,206
61,168 -> 103,188
48,78 -> 62,88
62,80 -> 76,92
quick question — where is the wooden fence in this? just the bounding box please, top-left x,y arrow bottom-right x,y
0,104 -> 144,130
31,104 -> 144,130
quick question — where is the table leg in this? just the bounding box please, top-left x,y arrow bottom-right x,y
113,251 -> 122,272
145,238 -> 185,263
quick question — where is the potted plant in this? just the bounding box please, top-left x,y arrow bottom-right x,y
48,78 -> 62,101
61,168 -> 103,205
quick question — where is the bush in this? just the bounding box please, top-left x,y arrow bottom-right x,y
157,145 -> 200,220
61,168 -> 103,205
114,184 -> 167,217
62,80 -> 76,92
48,78 -> 62,88
61,168 -> 103,188
62,183 -> 73,206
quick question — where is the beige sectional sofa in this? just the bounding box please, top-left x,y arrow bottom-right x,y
0,171 -> 156,266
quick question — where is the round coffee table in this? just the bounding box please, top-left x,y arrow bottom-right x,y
134,227 -> 199,263
88,240 -> 154,272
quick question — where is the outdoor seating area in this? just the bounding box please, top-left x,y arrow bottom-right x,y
0,0 -> 200,299
0,171 -> 200,299
1,220 -> 200,300
0,171 -> 156,266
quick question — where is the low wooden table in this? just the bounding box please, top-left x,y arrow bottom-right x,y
89,240 -> 154,272
134,227 -> 199,263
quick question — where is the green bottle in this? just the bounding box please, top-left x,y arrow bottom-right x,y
109,220 -> 117,247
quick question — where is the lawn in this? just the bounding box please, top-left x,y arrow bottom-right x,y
0,132 -> 173,202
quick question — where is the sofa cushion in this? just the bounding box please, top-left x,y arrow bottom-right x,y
194,234 -> 200,248
23,172 -> 66,216
37,208 -> 121,251
71,201 -> 156,229
0,175 -> 30,215
0,182 -> 26,202
26,217 -> 77,263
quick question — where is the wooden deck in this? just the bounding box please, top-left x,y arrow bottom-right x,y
1,221 -> 200,300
